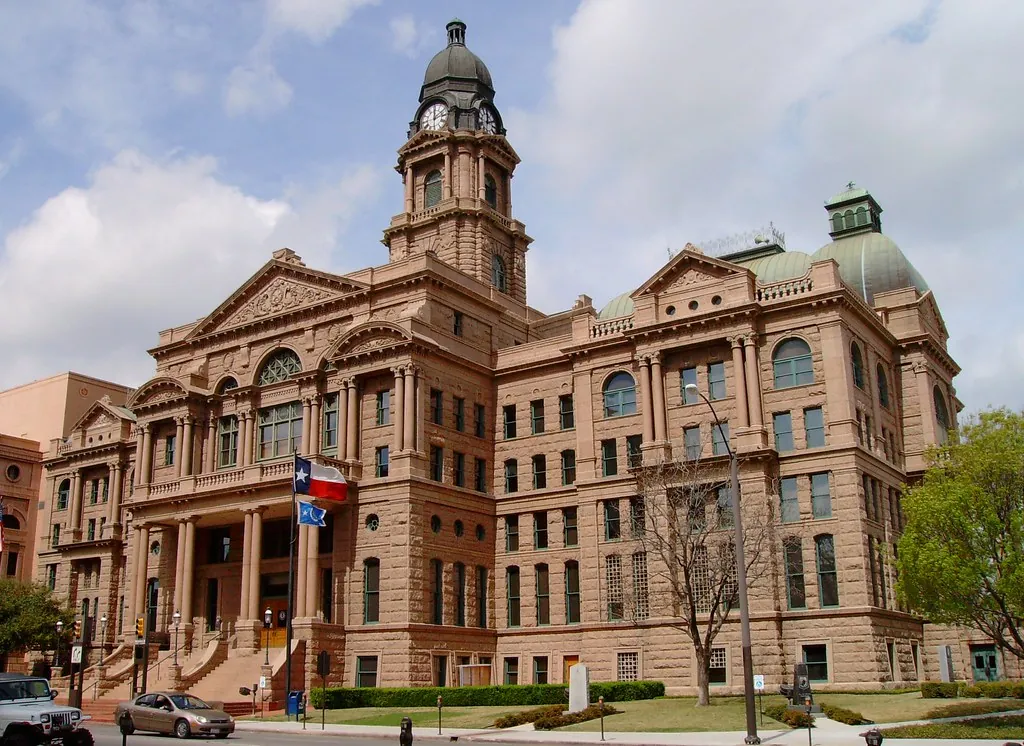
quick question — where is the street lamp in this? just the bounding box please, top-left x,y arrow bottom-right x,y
55,620 -> 64,669
685,382 -> 759,745
172,610 -> 181,666
100,615 -> 107,657
263,609 -> 272,665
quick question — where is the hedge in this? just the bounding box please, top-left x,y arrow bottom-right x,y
819,702 -> 872,725
534,703 -> 621,730
763,704 -> 814,728
494,705 -> 566,728
921,682 -> 959,699
309,680 -> 665,710
921,680 -> 1024,700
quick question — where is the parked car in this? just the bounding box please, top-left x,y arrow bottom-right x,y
114,692 -> 234,739
0,673 -> 91,746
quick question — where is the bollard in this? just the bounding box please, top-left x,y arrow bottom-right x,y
399,715 -> 414,746
599,695 -> 605,742
437,695 -> 443,735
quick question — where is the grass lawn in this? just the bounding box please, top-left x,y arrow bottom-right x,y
556,697 -> 789,733
814,693 -> 1024,724
256,705 -> 524,729
881,714 -> 1024,739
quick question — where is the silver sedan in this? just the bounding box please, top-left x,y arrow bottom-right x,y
114,692 -> 235,739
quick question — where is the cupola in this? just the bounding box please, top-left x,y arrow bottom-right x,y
825,181 -> 883,239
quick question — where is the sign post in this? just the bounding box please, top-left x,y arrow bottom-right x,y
316,650 -> 330,732
753,675 -> 765,726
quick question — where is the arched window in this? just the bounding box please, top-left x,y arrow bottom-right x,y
492,254 -> 507,293
876,364 -> 890,409
57,479 -> 71,511
217,377 -> 238,395
772,338 -> 813,389
855,206 -> 868,226
424,170 -> 443,208
484,174 -> 497,209
843,209 -> 855,229
1,514 -> 20,530
934,385 -> 951,444
363,558 -> 380,624
831,212 -> 844,233
850,342 -> 866,389
603,372 -> 637,417
257,349 -> 301,385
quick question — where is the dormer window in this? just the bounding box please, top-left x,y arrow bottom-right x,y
492,254 -> 507,293
485,174 -> 497,209
424,170 -> 442,208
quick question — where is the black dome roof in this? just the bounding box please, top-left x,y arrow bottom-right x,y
422,20 -> 492,93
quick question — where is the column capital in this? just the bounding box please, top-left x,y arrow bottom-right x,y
649,351 -> 662,366
742,334 -> 759,348
302,395 -> 316,406
637,354 -> 651,367
730,336 -> 744,349
391,365 -> 405,377
139,422 -> 151,434
404,365 -> 419,377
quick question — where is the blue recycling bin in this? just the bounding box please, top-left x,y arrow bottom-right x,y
286,690 -> 305,717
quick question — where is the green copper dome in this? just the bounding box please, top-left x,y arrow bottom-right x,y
812,232 -> 928,305
598,292 -> 635,319
738,251 -> 812,283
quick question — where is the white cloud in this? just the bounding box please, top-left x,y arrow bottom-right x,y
265,0 -> 380,44
514,0 -> 1024,413
389,14 -> 428,58
0,150 -> 383,388
224,60 -> 293,117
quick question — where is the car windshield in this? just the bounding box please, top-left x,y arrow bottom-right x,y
0,679 -> 51,701
170,695 -> 211,710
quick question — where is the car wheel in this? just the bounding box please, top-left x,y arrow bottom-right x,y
214,734 -> 229,739
66,729 -> 95,746
174,719 -> 191,739
6,731 -> 34,746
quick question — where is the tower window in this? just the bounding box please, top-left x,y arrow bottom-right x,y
831,212 -> 844,233
855,206 -> 868,226
492,254 -> 508,293
424,170 -> 442,208
484,174 -> 497,209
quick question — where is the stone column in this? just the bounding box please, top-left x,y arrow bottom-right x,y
295,525 -> 308,618
638,356 -> 654,444
404,166 -> 413,213
181,416 -> 194,477
248,510 -> 263,620
301,398 -> 312,455
305,523 -> 320,618
338,383 -> 349,459
70,470 -> 83,534
914,362 -> 937,446
310,396 -> 321,455
242,410 -> 255,467
393,367 -> 405,452
239,511 -> 253,622
458,150 -> 470,198
443,151 -> 452,200
743,336 -> 764,428
174,418 -> 185,478
404,367 -> 416,451
182,519 -> 196,623
732,337 -> 750,428
651,353 -> 667,442
133,524 -> 150,627
477,155 -> 486,200
133,429 -> 144,488
108,463 -> 123,528
345,378 -> 358,461
204,416 -> 217,473
174,521 -> 187,615
127,525 -> 141,626
141,425 -> 153,484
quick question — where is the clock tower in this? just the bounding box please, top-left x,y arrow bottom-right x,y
383,19 -> 532,305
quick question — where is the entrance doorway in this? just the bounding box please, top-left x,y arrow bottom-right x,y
563,655 -> 580,683
260,572 -> 289,647
971,644 -> 999,681
146,578 -> 159,632
205,579 -> 218,632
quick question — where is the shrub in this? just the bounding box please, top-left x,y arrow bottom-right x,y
920,682 -> 959,699
977,681 -> 1014,698
820,703 -> 872,725
925,700 -> 1024,719
1012,683 -> 1024,699
961,685 -> 983,698
494,705 -> 566,728
763,704 -> 815,728
533,703 -> 621,730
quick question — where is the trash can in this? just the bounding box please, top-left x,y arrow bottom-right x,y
286,690 -> 305,717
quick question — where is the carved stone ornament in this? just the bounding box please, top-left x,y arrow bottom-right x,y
224,277 -> 336,328
348,335 -> 401,355
667,266 -> 720,291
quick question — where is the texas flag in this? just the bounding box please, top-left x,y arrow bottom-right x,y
293,455 -> 348,502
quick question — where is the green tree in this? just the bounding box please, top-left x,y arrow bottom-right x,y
0,579 -> 73,657
897,408 -> 1024,658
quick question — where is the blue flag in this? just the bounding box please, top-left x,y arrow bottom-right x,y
298,500 -> 327,527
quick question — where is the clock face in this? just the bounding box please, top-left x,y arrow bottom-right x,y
479,106 -> 497,134
420,102 -> 448,131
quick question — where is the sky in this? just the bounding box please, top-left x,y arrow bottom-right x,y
0,0 -> 1021,416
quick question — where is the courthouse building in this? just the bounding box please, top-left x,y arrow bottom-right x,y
37,20 -> 999,697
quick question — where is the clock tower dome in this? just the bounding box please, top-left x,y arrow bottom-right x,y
383,19 -> 532,305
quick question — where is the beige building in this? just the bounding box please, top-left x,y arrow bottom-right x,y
35,20 -> 1002,701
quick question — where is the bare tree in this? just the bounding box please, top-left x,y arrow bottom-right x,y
628,455 -> 775,706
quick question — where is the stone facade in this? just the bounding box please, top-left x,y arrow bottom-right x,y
32,21 -> 990,699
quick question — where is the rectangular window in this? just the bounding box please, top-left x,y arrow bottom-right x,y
454,397 -> 465,432
774,412 -> 794,452
804,406 -> 825,448
604,500 -> 621,540
453,311 -> 463,337
503,657 -> 519,685
363,560 -> 380,623
474,457 -> 487,492
617,652 -> 638,682
565,561 -> 581,623
532,454 -> 547,489
709,647 -> 728,684
601,439 -> 618,477
632,552 -> 650,620
453,452 -> 465,487
218,415 -> 239,468
47,564 -> 57,591
165,434 -> 176,466
680,366 -> 698,404
784,538 -> 806,609
430,389 -> 443,425
536,564 -> 550,625
561,449 -> 576,485
258,401 -> 302,459
504,459 -> 518,493
779,476 -> 800,523
811,473 -> 832,519
207,527 -> 230,564
802,644 -> 829,683
356,656 -> 378,688
322,394 -> 338,451
629,497 -> 645,537
530,399 -> 545,434
563,507 -> 578,547
87,519 -> 96,541
375,446 -> 389,478
506,567 -> 521,627
871,478 -> 881,522
430,558 -> 444,625
505,515 -> 519,552
712,422 -> 730,456
863,473 -> 873,520
606,555 -> 623,621
716,486 -> 733,529
89,479 -> 98,505
475,403 -> 486,438
429,445 -> 443,482
816,535 -> 839,608
51,524 -> 60,548
559,394 -> 575,429
534,512 -> 548,549
476,566 -> 488,627
708,361 -> 726,401
375,389 -> 390,426
626,434 -> 642,468
502,405 -> 517,439
533,656 -> 549,685
684,426 -> 701,461
455,563 -> 467,627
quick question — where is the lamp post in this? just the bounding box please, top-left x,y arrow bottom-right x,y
172,610 -> 181,665
263,608 -> 272,666
55,620 -> 64,670
100,614 -> 107,657
685,383 -> 759,744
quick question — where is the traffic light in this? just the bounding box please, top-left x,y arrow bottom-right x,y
135,616 -> 145,638
73,619 -> 82,640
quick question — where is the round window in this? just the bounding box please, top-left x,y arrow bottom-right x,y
688,300 -> 699,311
476,524 -> 486,541
5,464 -> 20,482
711,295 -> 722,306
454,520 -> 464,537
150,541 -> 161,556
366,514 -> 380,532
430,515 -> 441,533
665,305 -> 676,316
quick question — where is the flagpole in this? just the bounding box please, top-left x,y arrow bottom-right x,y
285,452 -> 297,721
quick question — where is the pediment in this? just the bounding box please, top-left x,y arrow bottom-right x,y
69,397 -> 134,436
918,290 -> 949,339
128,377 -> 189,408
328,322 -> 412,360
187,257 -> 367,339
633,245 -> 747,298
